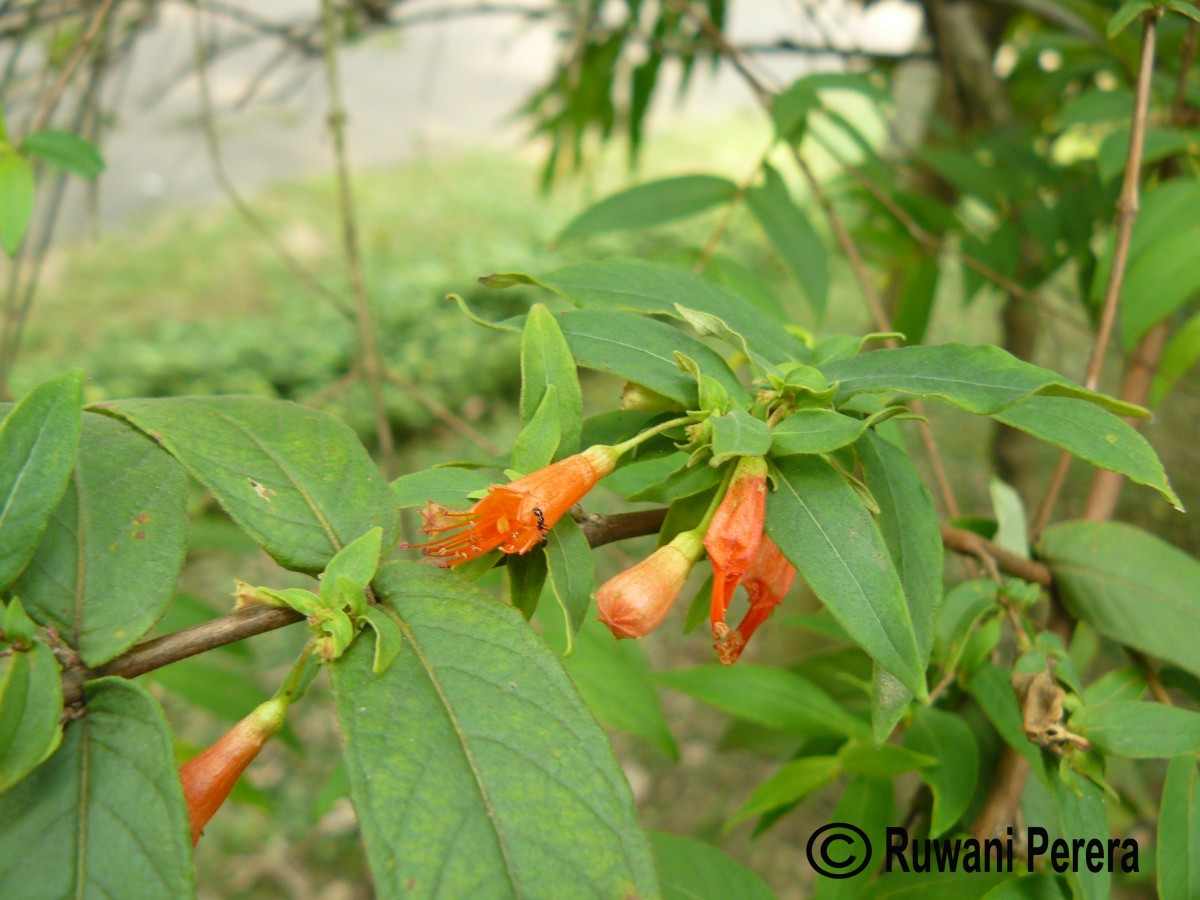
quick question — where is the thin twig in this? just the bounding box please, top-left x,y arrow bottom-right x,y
26,0 -> 117,133
1031,10 -> 1160,537
319,0 -> 396,476
59,507 -> 672,705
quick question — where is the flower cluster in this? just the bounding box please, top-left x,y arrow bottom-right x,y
405,427 -> 795,663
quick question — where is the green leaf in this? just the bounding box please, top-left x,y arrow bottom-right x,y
0,642 -> 62,793
652,831 -> 774,900
837,739 -> 936,778
767,455 -> 927,700
391,466 -> 494,510
319,526 -> 382,606
625,456 -> 723,503
20,130 -> 104,179
813,777 -> 894,899
772,409 -> 869,456
989,478 -> 1029,558
1051,774 -> 1109,900
510,384 -> 561,473
362,605 -> 404,674
544,515 -> 593,655
654,664 -> 870,738
1040,521 -> 1200,679
2,596 -> 36,644
963,662 -> 1046,775
730,755 -> 841,826
556,308 -> 748,407
561,621 -> 678,759
0,678 -> 194,897
15,411 -> 188,666
1081,666 -> 1145,706
822,344 -> 1145,418
1107,1 -> 1154,38
331,562 -> 658,898
0,150 -> 34,255
519,304 -> 583,462
1166,0 -> 1200,25
98,396 -> 398,574
1158,755 -> 1200,900
858,432 -> 942,739
904,705 -> 978,837
514,258 -> 803,363
709,410 -> 771,464
891,256 -> 939,345
862,870 -> 1012,899
1073,701 -> 1200,757
1150,310 -> 1200,406
981,874 -> 1070,899
0,369 -> 83,591
558,175 -> 738,241
507,548 -> 547,619
1098,127 -> 1194,183
1119,228 -> 1200,348
745,163 -> 828,316
934,581 -> 1000,675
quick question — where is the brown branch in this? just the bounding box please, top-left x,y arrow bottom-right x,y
938,523 -> 1052,587
25,0 -> 117,133
1032,10 -> 1161,536
59,508 -> 672,705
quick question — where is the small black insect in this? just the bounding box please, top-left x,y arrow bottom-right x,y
533,507 -> 547,533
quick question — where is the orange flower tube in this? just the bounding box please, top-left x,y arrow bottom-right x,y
406,445 -> 621,566
596,530 -> 706,639
180,698 -> 288,845
715,535 -> 796,665
704,456 -> 768,633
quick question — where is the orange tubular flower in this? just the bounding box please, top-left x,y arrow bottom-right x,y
597,530 -> 706,639
704,456 -> 768,634
180,698 -> 288,845
715,535 -> 796,665
406,445 -> 620,567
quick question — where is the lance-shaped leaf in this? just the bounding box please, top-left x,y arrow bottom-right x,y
0,369 -> 83,591
331,562 -> 658,898
544,515 -> 594,655
745,163 -> 828,316
98,396 -> 398,574
993,396 -> 1179,508
558,174 -> 738,241
488,258 -> 800,362
391,466 -> 494,510
652,831 -> 774,900
772,409 -> 871,456
654,664 -> 869,738
709,410 -> 771,465
0,678 -> 194,896
1072,701 -> 1200,758
904,706 -> 978,838
858,432 -> 942,740
0,150 -> 35,255
555,308 -> 748,407
519,304 -> 582,463
15,412 -> 188,666
1158,755 -> 1200,900
767,455 -> 927,700
1040,521 -> 1200,679
0,641 -> 63,793
814,778 -> 894,900
821,344 -> 1145,418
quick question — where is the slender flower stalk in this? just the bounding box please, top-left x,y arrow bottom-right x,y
406,418 -> 692,567
715,535 -> 796,665
596,529 -> 706,639
180,697 -> 288,845
704,456 -> 768,633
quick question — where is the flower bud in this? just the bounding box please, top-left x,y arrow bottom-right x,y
596,530 -> 705,639
620,382 -> 683,413
180,697 -> 288,845
704,456 -> 768,631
